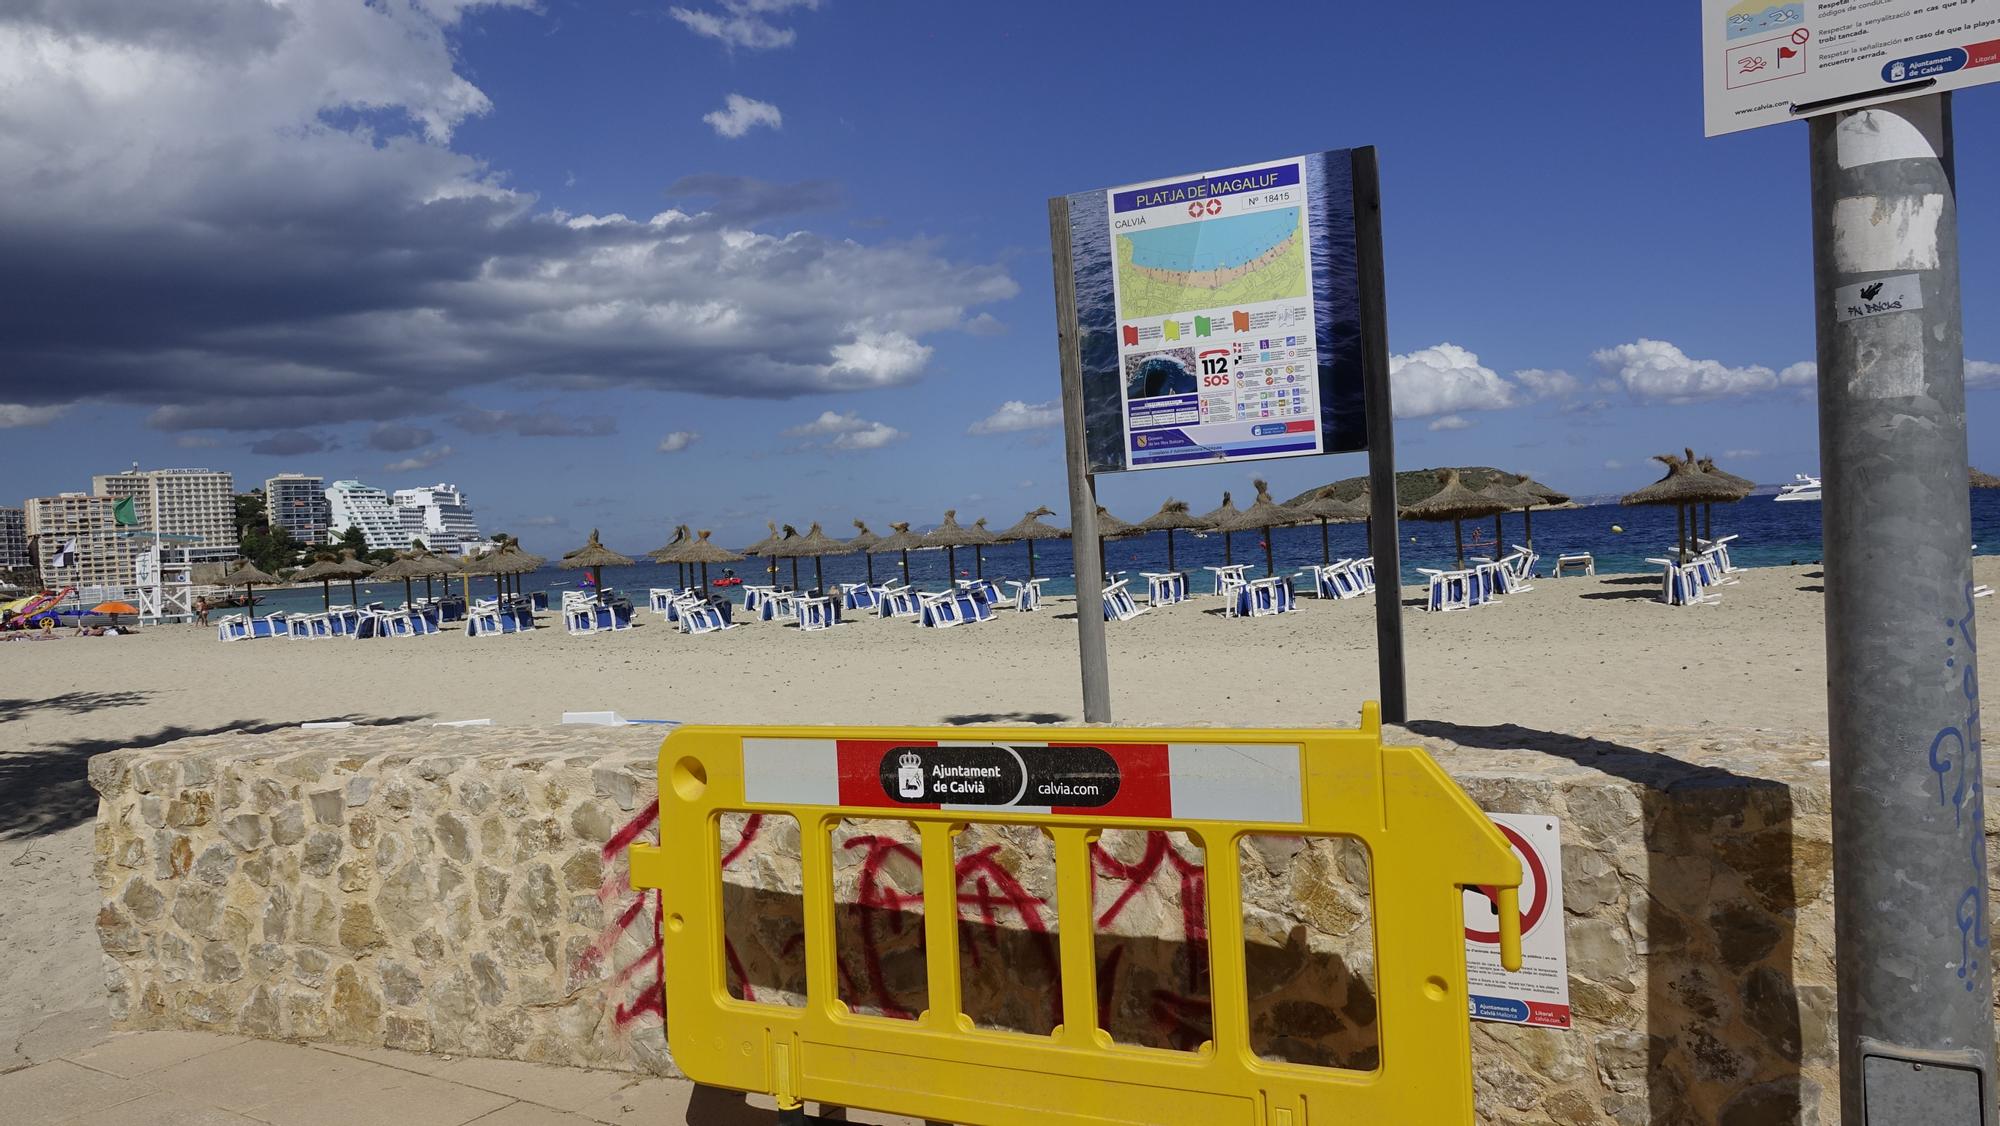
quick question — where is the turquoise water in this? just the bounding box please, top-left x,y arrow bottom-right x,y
239,493 -> 2000,614
1124,208 -> 1300,273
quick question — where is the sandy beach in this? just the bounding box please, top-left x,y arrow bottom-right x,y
5,560 -> 1996,1062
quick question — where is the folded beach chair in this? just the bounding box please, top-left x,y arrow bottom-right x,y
649,588 -> 680,614
1101,579 -> 1145,622
679,600 -> 734,634
795,595 -> 838,632
1143,571 -> 1189,606
842,584 -> 883,614
1301,561 -> 1361,600
1237,576 -> 1295,617
1202,564 -> 1251,597
917,590 -> 974,629
758,590 -> 798,623
1646,558 -> 1720,606
215,614 -> 250,642
1509,545 -> 1541,581
1695,535 -> 1742,575
1003,578 -> 1046,612
879,585 -> 921,619
286,615 -> 314,640
1554,553 -> 1595,577
1419,569 -> 1475,612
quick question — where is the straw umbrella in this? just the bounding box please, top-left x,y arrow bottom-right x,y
673,530 -> 744,592
1477,478 -> 1541,555
1622,453 -> 1745,562
401,544 -> 462,602
560,530 -> 633,595
1693,453 -> 1756,542
1400,469 -> 1512,570
740,522 -> 784,586
1137,499 -> 1207,573
848,520 -> 883,584
1198,491 -> 1243,565
500,542 -> 546,600
1508,475 -> 1569,551
371,550 -> 432,609
1219,479 -> 1308,576
650,525 -> 692,589
924,510 -> 991,582
994,507 -> 1068,579
785,522 -> 852,593
1289,490 -> 1369,565
873,521 -> 929,587
220,560 -> 283,613
971,518 -> 999,578
292,551 -> 375,611
765,525 -> 808,590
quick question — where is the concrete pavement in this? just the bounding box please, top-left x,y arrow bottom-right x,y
2,1013 -> 923,1126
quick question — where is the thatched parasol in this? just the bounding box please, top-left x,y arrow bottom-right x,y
220,559 -> 284,612
292,550 -> 376,610
1622,453 -> 1745,561
461,541 -> 543,600
1090,506 -> 1146,580
763,524 -> 808,590
373,547 -> 455,608
971,518 -> 1000,578
650,525 -> 692,588
1400,469 -> 1512,569
740,522 -> 784,586
783,522 -> 851,593
1692,453 -> 1756,543
993,507 -> 1068,579
1138,499 -> 1207,573
1218,479 -> 1308,576
848,520 -> 883,584
560,529 -> 633,593
1477,478 -> 1540,558
873,521 -> 929,587
1509,475 -> 1568,550
674,530 -> 744,591
1198,491 -> 1243,566
923,510 -> 990,583
1289,490 -> 1369,565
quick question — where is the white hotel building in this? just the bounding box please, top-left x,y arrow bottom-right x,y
391,484 -> 485,556
91,466 -> 238,565
324,480 -> 406,552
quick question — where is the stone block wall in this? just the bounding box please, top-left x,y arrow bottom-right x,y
90,722 -> 1974,1124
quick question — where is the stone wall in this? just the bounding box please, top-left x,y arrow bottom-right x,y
89,722 -> 1978,1124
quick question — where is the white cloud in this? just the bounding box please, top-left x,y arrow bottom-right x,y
1594,339 -> 1777,403
969,399 -> 1061,435
785,410 -> 904,451
1513,368 -> 1579,400
0,4 -> 1016,430
1723,449 -> 1762,459
1779,361 -> 1818,387
658,430 -> 700,453
671,0 -> 817,49
1390,344 -> 1516,418
1969,360 -> 2000,389
385,445 -> 454,473
0,402 -> 67,428
1603,459 -> 1624,470
1427,414 -> 1472,431
703,94 -> 783,138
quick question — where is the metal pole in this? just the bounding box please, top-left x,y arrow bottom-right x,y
1811,93 -> 1993,1123
1352,147 -> 1407,724
1049,195 -> 1111,723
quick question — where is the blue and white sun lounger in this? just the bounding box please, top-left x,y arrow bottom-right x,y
1102,579 -> 1145,622
879,585 -> 921,619
1143,572 -> 1189,606
1004,578 -> 1047,612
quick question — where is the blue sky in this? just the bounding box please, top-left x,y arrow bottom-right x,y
2,0 -> 1996,554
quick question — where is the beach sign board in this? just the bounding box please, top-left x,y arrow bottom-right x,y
1464,812 -> 1571,1028
1059,150 -> 1367,474
1702,0 -> 2000,136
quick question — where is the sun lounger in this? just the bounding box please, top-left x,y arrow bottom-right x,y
842,584 -> 883,614
1102,579 -> 1145,622
917,590 -> 974,629
794,595 -> 838,631
1143,571 -> 1189,606
1554,553 -> 1595,578
1202,564 -> 1251,597
1419,569 -> 1477,612
1004,578 -> 1047,612
1232,576 -> 1298,617
1646,558 -> 1720,606
879,585 -> 921,619
679,600 -> 734,634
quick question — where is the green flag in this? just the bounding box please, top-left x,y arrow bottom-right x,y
112,497 -> 137,526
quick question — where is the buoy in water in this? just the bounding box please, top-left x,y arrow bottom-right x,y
1611,524 -> 1625,534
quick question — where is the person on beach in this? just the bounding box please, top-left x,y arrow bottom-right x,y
194,597 -> 209,625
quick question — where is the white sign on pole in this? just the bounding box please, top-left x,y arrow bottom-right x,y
1104,156 -> 1322,471
1702,0 -> 2000,136
1464,812 -> 1571,1029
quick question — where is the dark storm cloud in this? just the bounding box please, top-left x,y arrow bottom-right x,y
248,429 -> 332,456
368,423 -> 438,452
452,408 -> 617,437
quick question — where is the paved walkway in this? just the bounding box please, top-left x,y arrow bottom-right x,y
2,1012 -> 919,1126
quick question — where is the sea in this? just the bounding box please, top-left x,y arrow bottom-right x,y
244,492 -> 2000,615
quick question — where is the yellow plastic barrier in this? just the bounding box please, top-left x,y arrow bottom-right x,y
628,703 -> 1520,1125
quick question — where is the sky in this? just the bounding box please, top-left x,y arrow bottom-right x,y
2,0 -> 1998,555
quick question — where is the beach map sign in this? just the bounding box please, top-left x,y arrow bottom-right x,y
1060,150 -> 1367,474
1703,0 -> 2000,135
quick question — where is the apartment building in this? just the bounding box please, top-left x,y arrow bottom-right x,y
0,506 -> 27,571
25,493 -> 136,593
390,483 -> 485,555
325,480 -> 405,552
264,473 -> 330,545
92,466 -> 238,564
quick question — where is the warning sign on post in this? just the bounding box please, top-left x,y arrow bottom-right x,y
1703,0 -> 2000,136
1465,812 -> 1571,1028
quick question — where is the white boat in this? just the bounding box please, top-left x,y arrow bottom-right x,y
1774,474 -> 1822,502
